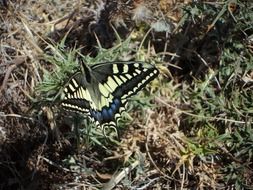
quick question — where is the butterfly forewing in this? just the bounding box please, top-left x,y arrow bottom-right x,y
61,61 -> 159,128
61,69 -> 95,113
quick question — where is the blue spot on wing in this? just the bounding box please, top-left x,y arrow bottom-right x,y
114,99 -> 120,107
111,103 -> 116,113
90,98 -> 123,124
102,108 -> 110,121
108,108 -> 113,118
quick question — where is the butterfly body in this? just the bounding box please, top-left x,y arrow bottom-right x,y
61,61 -> 159,128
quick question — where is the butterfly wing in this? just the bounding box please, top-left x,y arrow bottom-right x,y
61,61 -> 159,127
91,61 -> 159,98
61,71 -> 92,115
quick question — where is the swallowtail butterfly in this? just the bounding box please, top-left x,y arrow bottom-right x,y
61,61 -> 159,132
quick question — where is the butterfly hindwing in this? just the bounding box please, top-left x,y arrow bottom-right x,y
61,61 -> 159,128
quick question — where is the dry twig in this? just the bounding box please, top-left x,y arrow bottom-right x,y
0,57 -> 27,95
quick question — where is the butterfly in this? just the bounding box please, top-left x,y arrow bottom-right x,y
61,61 -> 159,134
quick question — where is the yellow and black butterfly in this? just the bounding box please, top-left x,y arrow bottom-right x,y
61,61 -> 159,132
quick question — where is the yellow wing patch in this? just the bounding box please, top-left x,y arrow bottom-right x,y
99,83 -> 110,97
113,64 -> 119,74
107,76 -> 118,91
114,76 -> 123,85
123,64 -> 128,73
